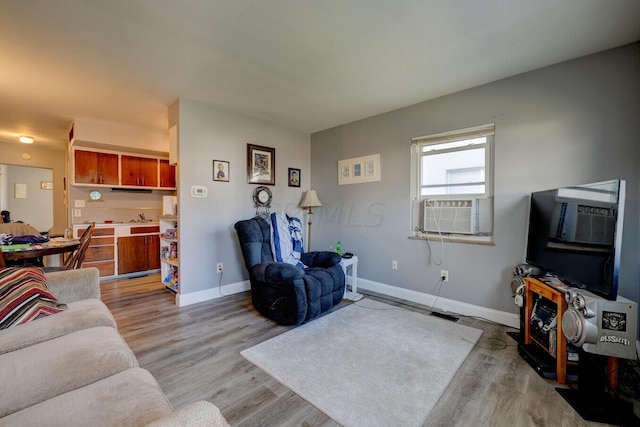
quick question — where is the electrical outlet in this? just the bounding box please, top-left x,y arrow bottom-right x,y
440,270 -> 449,282
392,260 -> 398,270
74,200 -> 85,208
216,262 -> 223,273
74,209 -> 82,217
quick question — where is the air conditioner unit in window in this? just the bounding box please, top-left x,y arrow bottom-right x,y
423,199 -> 478,234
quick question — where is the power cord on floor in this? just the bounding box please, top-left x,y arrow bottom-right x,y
218,271 -> 226,296
462,336 -> 515,350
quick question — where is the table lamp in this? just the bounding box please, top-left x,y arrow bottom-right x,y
299,189 -> 322,251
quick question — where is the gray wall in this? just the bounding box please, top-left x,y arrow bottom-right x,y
311,43 -> 640,327
172,99 -> 311,298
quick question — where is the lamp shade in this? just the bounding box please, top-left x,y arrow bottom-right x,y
300,189 -> 322,208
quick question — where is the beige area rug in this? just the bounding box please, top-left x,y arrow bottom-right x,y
241,298 -> 483,426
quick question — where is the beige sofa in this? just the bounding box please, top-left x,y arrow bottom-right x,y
0,268 -> 229,426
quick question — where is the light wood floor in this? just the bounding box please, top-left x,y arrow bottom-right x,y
101,274 -> 634,426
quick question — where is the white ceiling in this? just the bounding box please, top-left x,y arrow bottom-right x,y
1,0 -> 639,149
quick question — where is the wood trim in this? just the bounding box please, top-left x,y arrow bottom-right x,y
131,226 -> 160,234
524,277 -> 567,384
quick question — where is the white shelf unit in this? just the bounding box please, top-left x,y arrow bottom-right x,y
159,215 -> 179,293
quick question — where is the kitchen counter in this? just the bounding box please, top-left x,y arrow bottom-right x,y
74,221 -> 159,227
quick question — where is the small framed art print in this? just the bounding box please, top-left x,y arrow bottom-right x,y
213,160 -> 229,182
288,168 -> 301,187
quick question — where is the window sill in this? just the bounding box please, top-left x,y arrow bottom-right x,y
408,233 -> 495,246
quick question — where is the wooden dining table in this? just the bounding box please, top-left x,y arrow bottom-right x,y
1,238 -> 80,266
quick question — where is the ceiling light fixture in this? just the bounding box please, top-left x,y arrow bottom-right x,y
19,135 -> 34,144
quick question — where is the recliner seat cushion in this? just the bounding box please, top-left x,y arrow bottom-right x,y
0,325 -> 137,417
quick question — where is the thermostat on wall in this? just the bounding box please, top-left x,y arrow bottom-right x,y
191,185 -> 208,198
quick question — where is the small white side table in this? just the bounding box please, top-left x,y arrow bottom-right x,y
340,256 -> 363,301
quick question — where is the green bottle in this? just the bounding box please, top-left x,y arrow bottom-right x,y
336,241 -> 342,255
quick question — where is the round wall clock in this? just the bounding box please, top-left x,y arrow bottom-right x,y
89,190 -> 102,201
253,186 -> 272,208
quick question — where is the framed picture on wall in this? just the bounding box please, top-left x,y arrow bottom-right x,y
338,153 -> 381,185
213,160 -> 229,182
247,144 -> 275,185
288,168 -> 301,187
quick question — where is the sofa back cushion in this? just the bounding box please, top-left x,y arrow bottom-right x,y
0,267 -> 67,329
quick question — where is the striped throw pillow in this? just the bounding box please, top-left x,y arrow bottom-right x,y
0,267 -> 67,329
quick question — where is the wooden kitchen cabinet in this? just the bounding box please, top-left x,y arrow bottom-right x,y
75,226 -> 115,277
159,159 -> 176,188
121,155 -> 158,187
117,226 -> 160,275
74,149 -> 119,185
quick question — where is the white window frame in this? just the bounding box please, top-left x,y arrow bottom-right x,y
410,124 -> 495,244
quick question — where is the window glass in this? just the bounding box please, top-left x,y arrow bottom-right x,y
420,146 -> 485,194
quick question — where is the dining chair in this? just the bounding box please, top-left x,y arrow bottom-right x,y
44,223 -> 95,272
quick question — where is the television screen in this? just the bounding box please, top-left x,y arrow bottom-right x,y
526,180 -> 625,300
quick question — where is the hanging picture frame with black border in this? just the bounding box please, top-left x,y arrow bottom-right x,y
247,144 -> 275,185
213,160 -> 229,182
288,168 -> 301,187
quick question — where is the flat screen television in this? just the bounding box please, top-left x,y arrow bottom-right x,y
526,179 -> 625,301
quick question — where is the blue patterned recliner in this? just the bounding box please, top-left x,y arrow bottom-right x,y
234,215 -> 345,325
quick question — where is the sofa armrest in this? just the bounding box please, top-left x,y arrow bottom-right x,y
252,262 -> 305,283
146,401 -> 229,427
45,268 -> 101,303
301,251 -> 342,268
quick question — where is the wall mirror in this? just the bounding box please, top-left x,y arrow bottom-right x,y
0,164 -> 54,233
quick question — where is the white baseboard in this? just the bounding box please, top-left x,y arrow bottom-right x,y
357,278 -> 520,329
176,280 -> 250,307
175,277 -> 520,329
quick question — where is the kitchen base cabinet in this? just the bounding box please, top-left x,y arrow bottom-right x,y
75,226 -> 115,277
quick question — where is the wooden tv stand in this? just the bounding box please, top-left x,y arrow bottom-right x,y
524,277 -> 569,384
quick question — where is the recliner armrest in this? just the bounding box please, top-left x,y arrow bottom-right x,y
252,262 -> 305,283
301,251 -> 342,268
